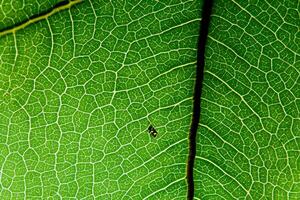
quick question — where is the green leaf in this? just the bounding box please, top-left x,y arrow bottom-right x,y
1,0 -> 299,199
0,0 -> 201,199
0,0 -> 64,30
196,0 -> 300,199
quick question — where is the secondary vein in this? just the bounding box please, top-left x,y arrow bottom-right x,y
0,0 -> 82,37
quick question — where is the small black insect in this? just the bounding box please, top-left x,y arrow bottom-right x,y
148,125 -> 158,137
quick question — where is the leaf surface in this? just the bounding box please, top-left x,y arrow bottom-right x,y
0,0 -> 64,30
1,0 -> 299,199
196,0 -> 300,199
0,0 -> 201,199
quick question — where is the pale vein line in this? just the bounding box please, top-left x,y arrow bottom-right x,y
201,123 -> 251,164
196,156 -> 251,196
0,0 -> 82,37
205,70 -> 263,126
143,176 -> 186,199
197,170 -> 236,199
230,0 -> 300,57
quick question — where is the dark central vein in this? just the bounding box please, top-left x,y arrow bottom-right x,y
187,0 -> 214,199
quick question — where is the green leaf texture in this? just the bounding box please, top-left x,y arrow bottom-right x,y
196,0 -> 300,199
0,0 -> 64,30
0,0 -> 201,199
1,0 -> 300,199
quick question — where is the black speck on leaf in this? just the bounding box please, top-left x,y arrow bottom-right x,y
148,125 -> 157,137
